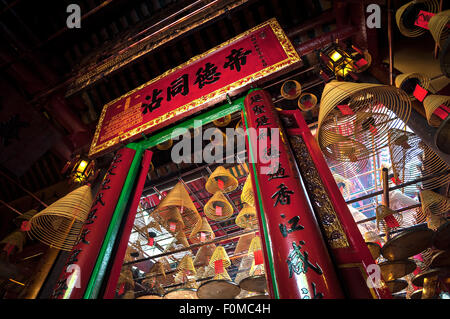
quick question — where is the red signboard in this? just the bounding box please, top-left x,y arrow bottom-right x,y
89,18 -> 300,157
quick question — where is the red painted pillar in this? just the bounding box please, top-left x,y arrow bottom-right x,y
243,89 -> 344,299
50,147 -> 136,299
281,110 -> 392,299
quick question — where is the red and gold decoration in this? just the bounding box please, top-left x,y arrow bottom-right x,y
395,72 -> 431,101
297,92 -> 317,112
423,94 -> 450,127
204,191 -> 233,221
190,217 -> 215,244
241,175 -> 255,207
235,204 -> 258,229
244,89 -> 345,299
280,80 -> 301,100
88,18 -> 300,158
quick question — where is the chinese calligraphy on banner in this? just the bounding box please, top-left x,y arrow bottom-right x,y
89,18 -> 300,158
243,89 -> 344,299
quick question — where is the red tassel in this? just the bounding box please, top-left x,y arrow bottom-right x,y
337,104 -> 353,115
254,250 -> 263,265
413,85 -> 428,102
217,179 -> 224,190
215,205 -> 223,216
214,259 -> 224,274
384,215 -> 400,228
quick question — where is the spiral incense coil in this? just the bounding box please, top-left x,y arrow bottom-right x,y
297,92 -> 317,111
175,231 -> 190,248
332,173 -> 352,198
395,73 -> 431,99
205,166 -> 238,194
194,243 -> 216,267
390,191 -> 426,225
209,245 -> 231,269
388,129 -> 450,191
422,95 -> 450,127
233,231 -> 256,258
213,268 -> 232,281
156,139 -> 173,150
235,204 -> 258,229
204,191 -> 233,221
28,185 -> 93,251
353,50 -> 372,74
234,255 -> 254,285
428,10 -> 450,48
213,114 -> 231,127
241,176 -> 255,207
420,190 -> 450,218
177,255 -> 197,276
151,182 -> 201,234
280,80 -> 302,100
189,217 -> 215,243
317,81 -> 411,163
395,0 -> 440,38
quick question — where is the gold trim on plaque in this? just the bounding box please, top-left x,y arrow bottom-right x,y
288,135 -> 349,249
89,18 -> 300,157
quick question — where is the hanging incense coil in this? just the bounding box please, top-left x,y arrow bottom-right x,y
390,191 -> 426,225
281,80 -> 302,100
117,268 -> 135,289
241,176 -> 255,207
235,204 -> 258,229
151,207 -> 185,234
213,268 -> 232,281
204,191 -> 233,221
423,95 -> 450,127
395,73 -> 431,99
420,190 -> 450,218
205,166 -> 238,193
177,255 -> 197,276
156,139 -> 173,150
428,10 -> 450,48
234,255 -> 254,286
151,182 -> 201,234
332,173 -> 352,199
174,231 -> 190,248
209,128 -> 227,146
213,114 -> 232,127
194,243 -> 216,267
249,236 -> 262,254
209,245 -> 231,269
388,129 -> 450,191
317,81 -> 411,164
233,231 -> 256,258
395,0 -> 440,38
190,217 -> 215,244
353,50 -> 372,73
298,92 -> 317,111
28,185 -> 93,251
0,230 -> 27,254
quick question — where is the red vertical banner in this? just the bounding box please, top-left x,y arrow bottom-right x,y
103,150 -> 153,298
243,89 -> 344,299
282,110 -> 392,299
50,147 -> 136,299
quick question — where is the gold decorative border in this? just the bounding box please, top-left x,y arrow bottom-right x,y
338,263 -> 383,299
89,18 -> 300,157
288,135 -> 350,249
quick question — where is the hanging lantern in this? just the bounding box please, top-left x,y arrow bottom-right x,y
213,114 -> 232,127
320,45 -> 356,79
28,185 -> 93,251
241,176 -> 255,207
235,204 -> 258,229
297,92 -> 317,111
151,182 -> 201,234
205,166 -> 238,193
280,80 -> 302,100
70,156 -> 94,184
190,217 -> 215,244
204,191 -> 233,221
